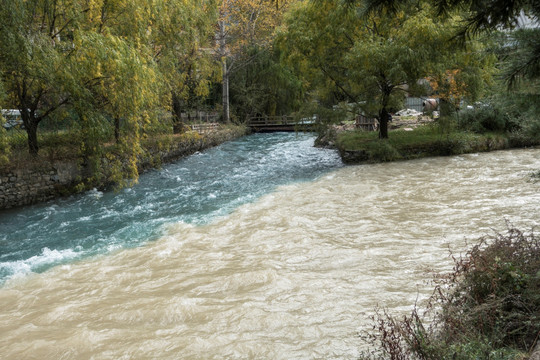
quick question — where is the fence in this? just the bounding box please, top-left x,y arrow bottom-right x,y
404,97 -> 425,113
189,123 -> 220,134
355,115 -> 378,131
179,111 -> 220,123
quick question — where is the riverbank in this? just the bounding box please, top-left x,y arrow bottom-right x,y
360,226 -> 540,360
321,124 -> 540,164
0,125 -> 248,210
1,146 -> 538,358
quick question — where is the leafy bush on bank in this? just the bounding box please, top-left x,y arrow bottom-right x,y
457,106 -> 517,133
360,226 -> 540,360
455,99 -> 540,143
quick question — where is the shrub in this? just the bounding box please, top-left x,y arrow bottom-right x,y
360,226 -> 540,360
365,140 -> 402,162
523,118 -> 540,140
433,137 -> 465,156
457,106 -> 514,133
433,116 -> 457,136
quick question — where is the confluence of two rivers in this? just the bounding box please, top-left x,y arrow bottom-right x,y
0,132 -> 539,359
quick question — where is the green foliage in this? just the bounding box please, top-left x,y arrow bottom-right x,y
360,0 -> 540,95
336,125 -> 455,153
364,140 -> 402,162
457,105 -> 515,133
229,46 -> 303,121
0,81 -> 10,166
501,28 -> 540,87
476,74 -> 540,144
523,118 -> 540,140
360,0 -> 540,43
278,0 -> 494,138
277,0 -> 358,105
0,131 -> 10,167
335,124 -> 519,163
152,0 -> 218,125
360,226 -> 540,360
0,0 -> 221,188
440,228 -> 540,353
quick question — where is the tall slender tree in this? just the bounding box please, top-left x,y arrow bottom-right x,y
216,0 -> 293,122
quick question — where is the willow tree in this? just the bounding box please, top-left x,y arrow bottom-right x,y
80,1 -> 167,187
150,0 -> 218,133
228,45 -> 303,121
0,0 -> 84,155
0,0 -> 168,189
0,0 -> 161,153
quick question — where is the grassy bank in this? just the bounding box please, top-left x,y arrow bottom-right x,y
360,226 -> 540,359
335,124 -> 540,164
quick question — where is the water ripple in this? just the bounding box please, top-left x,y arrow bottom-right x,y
0,133 -> 343,284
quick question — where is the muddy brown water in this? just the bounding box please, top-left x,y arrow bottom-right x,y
1,148 -> 539,359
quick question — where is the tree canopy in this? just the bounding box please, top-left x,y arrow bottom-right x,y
217,0 -> 296,122
0,0 -> 526,172
279,0 -> 494,137
0,0 -> 219,185
359,0 -> 540,85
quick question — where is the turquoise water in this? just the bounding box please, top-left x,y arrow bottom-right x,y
0,133 -> 343,285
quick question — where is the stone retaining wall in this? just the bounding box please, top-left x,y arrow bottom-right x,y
0,126 -> 247,210
0,162 -> 80,209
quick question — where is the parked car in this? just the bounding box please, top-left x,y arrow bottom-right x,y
1,109 -> 24,130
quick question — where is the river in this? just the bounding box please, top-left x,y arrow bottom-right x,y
0,133 -> 539,359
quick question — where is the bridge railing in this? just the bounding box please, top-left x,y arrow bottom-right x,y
247,116 -> 315,127
248,116 -> 293,125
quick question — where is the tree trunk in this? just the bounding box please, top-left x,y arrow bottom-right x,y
378,86 -> 393,139
379,108 -> 389,139
20,109 -> 39,156
222,59 -> 230,123
27,122 -> 39,155
219,18 -> 230,124
172,92 -> 184,134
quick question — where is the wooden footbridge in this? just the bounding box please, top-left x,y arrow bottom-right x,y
247,116 -> 316,132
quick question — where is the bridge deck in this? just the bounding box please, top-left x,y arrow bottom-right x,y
248,116 -> 315,132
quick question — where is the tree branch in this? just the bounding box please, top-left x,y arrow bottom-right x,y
319,65 -> 359,103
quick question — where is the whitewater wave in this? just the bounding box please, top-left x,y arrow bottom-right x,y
0,247 -> 82,286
